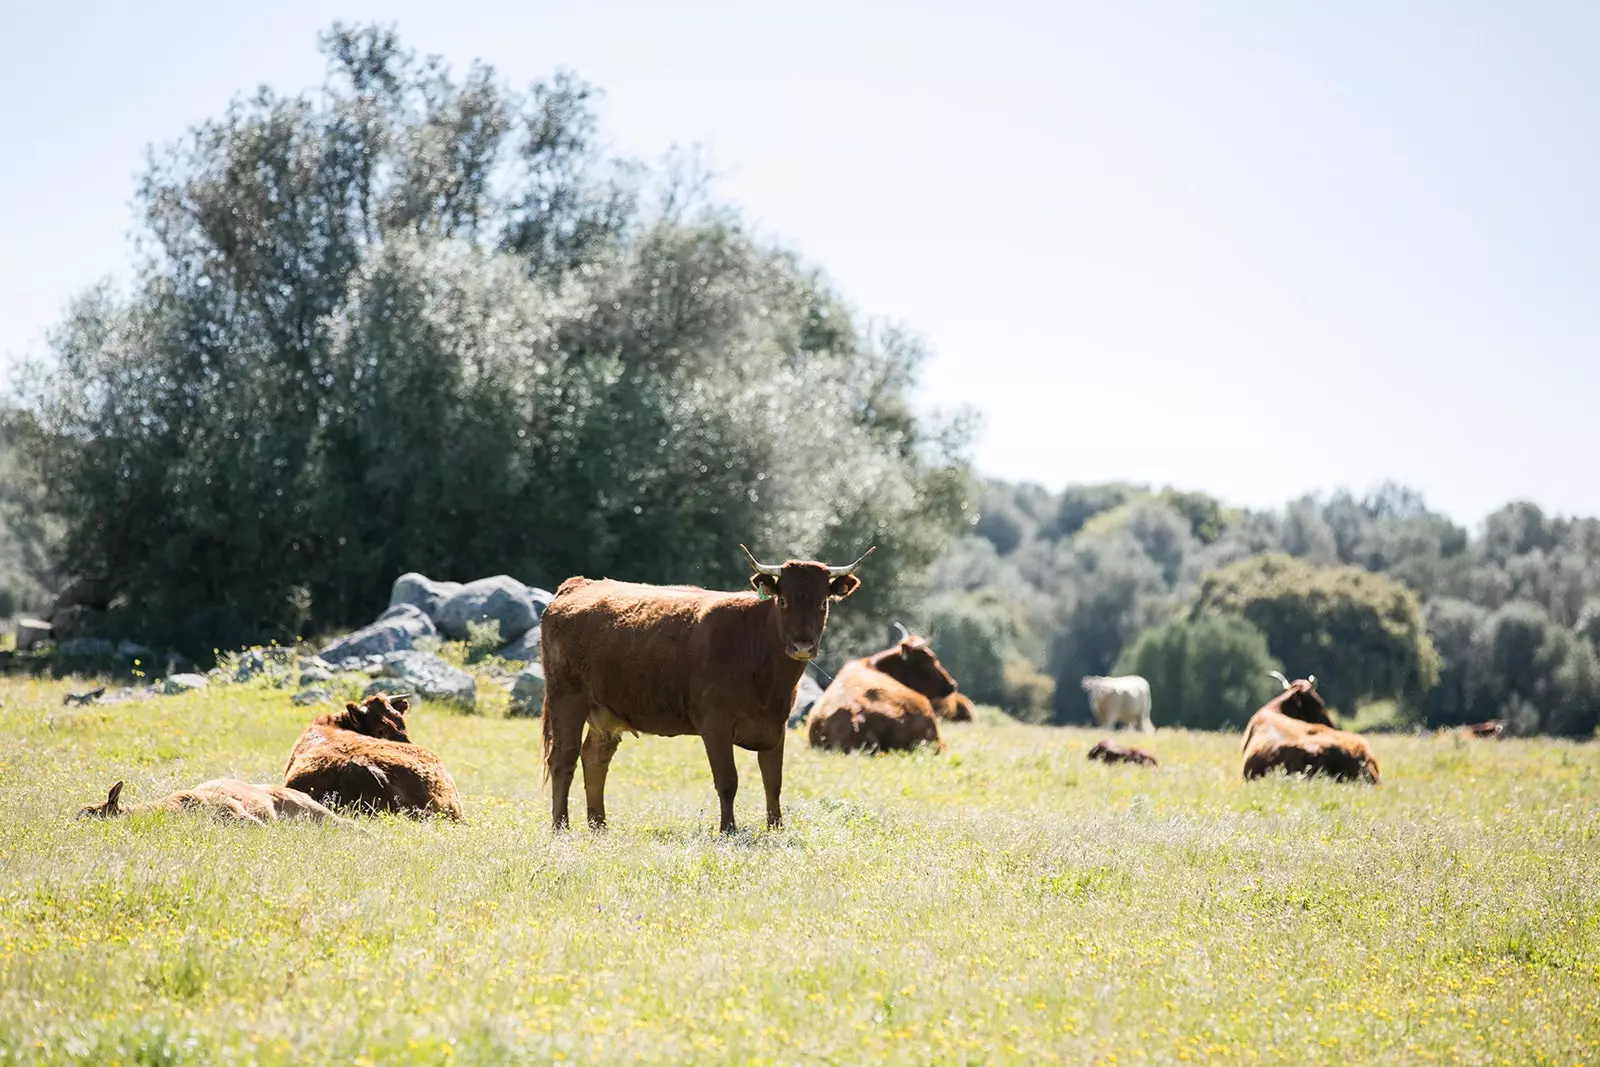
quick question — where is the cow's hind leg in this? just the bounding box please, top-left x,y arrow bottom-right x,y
545,692 -> 588,832
581,725 -> 622,830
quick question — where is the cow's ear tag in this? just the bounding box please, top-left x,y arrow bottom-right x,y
756,586 -> 771,601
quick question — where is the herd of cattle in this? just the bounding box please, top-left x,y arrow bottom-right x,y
77,546 -> 1401,831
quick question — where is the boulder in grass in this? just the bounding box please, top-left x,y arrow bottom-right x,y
320,604 -> 438,663
435,576 -> 538,642
292,688 -> 332,707
363,651 -> 476,711
15,618 -> 52,652
788,669 -> 825,728
508,663 -> 545,717
494,624 -> 541,664
163,673 -> 209,695
388,573 -> 464,623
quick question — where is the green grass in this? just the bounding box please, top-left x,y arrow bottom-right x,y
1,674 -> 1597,1065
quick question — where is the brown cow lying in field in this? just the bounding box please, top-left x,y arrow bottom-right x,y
1087,739 -> 1159,767
805,631 -> 954,754
1463,720 -> 1505,739
283,694 -> 464,819
77,778 -> 349,825
933,692 -> 976,723
1241,674 -> 1380,784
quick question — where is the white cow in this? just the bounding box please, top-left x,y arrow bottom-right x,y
1081,675 -> 1154,733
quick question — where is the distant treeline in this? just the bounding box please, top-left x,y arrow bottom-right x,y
915,480 -> 1600,737
2,23 -> 1595,738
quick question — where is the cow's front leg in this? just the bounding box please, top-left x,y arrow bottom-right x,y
700,720 -> 739,834
757,740 -> 784,829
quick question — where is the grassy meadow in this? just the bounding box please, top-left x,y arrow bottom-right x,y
0,671 -> 1597,1065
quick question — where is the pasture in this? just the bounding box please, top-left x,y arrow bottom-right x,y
0,674 -> 1596,1065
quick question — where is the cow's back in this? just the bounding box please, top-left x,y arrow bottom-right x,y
542,577 -> 751,734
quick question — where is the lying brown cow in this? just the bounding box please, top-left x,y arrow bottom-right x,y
805,631 -> 954,754
283,693 -> 464,819
1241,673 -> 1380,784
1463,720 -> 1505,739
77,778 -> 349,825
1087,739 -> 1159,767
541,544 -> 874,833
934,692 -> 976,723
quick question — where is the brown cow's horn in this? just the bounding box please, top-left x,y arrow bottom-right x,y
1307,674 -> 1316,688
1267,670 -> 1291,690
892,621 -> 911,643
826,546 -> 877,578
739,544 -> 782,577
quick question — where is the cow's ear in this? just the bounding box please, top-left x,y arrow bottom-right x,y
750,573 -> 779,600
106,780 -> 124,814
390,696 -> 409,714
828,574 -> 860,600
899,640 -> 912,660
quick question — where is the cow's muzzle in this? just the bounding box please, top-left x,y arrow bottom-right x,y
787,641 -> 818,661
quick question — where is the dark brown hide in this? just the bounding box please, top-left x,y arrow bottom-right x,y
539,552 -> 868,833
76,778 -> 350,825
805,660 -> 946,755
863,637 -> 958,702
1087,739 -> 1159,767
1463,720 -> 1505,739
1259,679 -> 1336,727
283,694 -> 463,819
933,692 -> 976,723
1241,709 -> 1381,784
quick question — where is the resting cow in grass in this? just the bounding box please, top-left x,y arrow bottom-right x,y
540,544 -> 874,834
283,693 -> 464,819
1240,673 -> 1380,784
1081,674 -> 1154,733
77,778 -> 349,825
805,628 -> 953,755
1087,739 -> 1159,767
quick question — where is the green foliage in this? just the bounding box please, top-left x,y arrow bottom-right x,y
921,590 -> 1055,720
463,620 -> 505,663
1114,614 -> 1283,730
1189,553 -> 1440,712
19,24 -> 967,657
0,407 -> 59,617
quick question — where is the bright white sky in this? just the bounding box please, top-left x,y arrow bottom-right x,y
3,1 -> 1597,526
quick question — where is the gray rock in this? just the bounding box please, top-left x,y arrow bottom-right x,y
55,637 -> 117,659
388,573 -> 463,622
99,685 -> 159,705
292,688 -> 332,706
494,624 -> 541,663
789,669 -> 825,728
15,618 -> 51,653
232,646 -> 297,682
508,663 -> 545,717
435,576 -> 538,642
319,606 -> 438,663
298,655 -> 334,673
116,640 -> 154,659
163,673 -> 209,695
364,650 -> 476,710
528,586 -> 554,618
49,604 -> 100,640
300,666 -> 335,686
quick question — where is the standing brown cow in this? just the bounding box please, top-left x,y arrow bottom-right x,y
1241,673 -> 1380,784
540,545 -> 873,834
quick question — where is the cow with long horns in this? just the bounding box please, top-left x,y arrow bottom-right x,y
540,544 -> 874,833
1241,672 -> 1380,784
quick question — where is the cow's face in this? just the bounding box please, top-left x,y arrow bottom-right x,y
751,561 -> 860,662
339,695 -> 412,742
869,637 -> 958,699
77,780 -> 125,820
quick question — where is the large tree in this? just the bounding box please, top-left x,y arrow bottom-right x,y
20,24 -> 969,657
1188,552 -> 1440,714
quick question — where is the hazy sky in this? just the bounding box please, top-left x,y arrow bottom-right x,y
3,1 -> 1596,526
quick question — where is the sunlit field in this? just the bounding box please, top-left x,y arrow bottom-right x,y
1,673 -> 1596,1065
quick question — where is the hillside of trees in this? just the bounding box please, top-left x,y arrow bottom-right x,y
2,24 -> 1596,738
917,480 -> 1600,737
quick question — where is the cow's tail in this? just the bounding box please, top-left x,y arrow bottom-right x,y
540,692 -> 554,786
